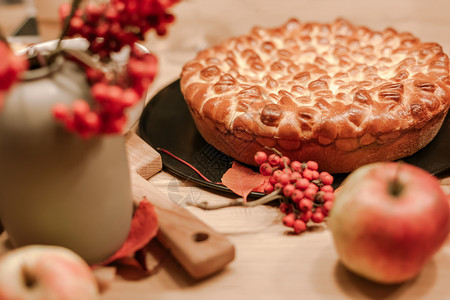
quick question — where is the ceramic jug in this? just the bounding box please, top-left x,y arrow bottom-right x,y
0,50 -> 133,265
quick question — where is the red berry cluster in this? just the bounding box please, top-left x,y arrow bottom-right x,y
254,151 -> 335,234
59,0 -> 179,60
52,0 -> 179,137
52,45 -> 157,137
0,42 -> 28,107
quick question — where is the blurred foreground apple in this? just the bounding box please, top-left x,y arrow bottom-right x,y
329,162 -> 450,284
0,245 -> 99,300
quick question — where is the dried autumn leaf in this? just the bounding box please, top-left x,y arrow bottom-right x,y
100,198 -> 158,266
252,176 -> 270,193
221,161 -> 266,201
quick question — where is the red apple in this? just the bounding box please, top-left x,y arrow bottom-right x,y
329,162 -> 450,284
0,245 -> 99,300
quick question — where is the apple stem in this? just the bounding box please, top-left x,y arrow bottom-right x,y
389,162 -> 404,197
21,265 -> 37,288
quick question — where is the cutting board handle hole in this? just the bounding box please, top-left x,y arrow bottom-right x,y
193,232 -> 209,242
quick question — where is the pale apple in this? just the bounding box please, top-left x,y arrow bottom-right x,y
0,245 -> 99,300
329,162 -> 450,284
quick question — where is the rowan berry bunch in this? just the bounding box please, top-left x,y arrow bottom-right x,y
59,0 -> 179,60
51,0 -> 179,137
52,44 -> 158,137
0,42 -> 28,107
254,150 -> 335,234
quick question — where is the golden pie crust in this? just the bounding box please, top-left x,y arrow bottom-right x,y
180,19 -> 450,173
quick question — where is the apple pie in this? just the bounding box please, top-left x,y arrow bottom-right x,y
180,19 -> 450,173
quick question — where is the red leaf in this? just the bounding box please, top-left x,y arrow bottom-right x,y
221,162 -> 266,201
252,176 -> 271,193
99,198 -> 158,266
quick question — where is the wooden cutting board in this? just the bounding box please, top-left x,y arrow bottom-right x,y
124,132 -> 235,279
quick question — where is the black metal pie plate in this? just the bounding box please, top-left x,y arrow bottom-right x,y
138,79 -> 450,195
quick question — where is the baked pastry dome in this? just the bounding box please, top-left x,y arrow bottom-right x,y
180,18 -> 450,173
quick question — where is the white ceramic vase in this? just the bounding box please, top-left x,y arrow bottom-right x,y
0,45 -> 133,264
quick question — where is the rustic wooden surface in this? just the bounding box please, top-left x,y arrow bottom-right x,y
125,132 -> 235,279
1,1 -> 450,299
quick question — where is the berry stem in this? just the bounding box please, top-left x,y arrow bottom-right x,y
64,48 -> 107,73
263,146 -> 283,157
187,189 -> 283,210
51,0 -> 83,62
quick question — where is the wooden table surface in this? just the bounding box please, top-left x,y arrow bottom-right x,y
1,1 -> 450,299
